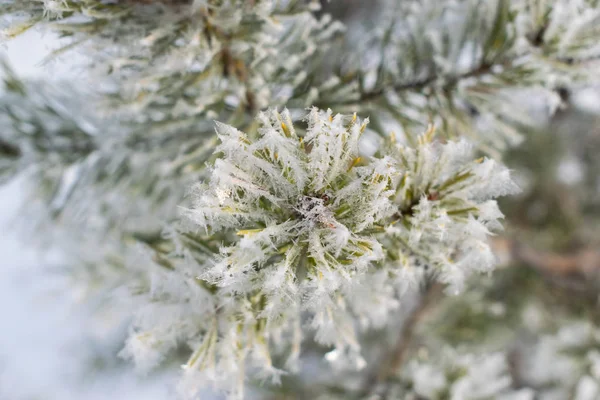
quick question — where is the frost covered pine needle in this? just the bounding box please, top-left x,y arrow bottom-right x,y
141,107 -> 522,397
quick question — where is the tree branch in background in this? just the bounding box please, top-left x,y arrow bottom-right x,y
493,237 -> 600,290
363,282 -> 444,398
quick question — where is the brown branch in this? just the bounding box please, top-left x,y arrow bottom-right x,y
362,282 -> 444,397
492,237 -> 600,286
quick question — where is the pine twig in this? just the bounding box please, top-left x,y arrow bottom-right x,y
363,281 -> 443,398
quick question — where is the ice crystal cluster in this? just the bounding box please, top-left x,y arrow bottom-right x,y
381,131 -> 519,294
116,107 -> 517,398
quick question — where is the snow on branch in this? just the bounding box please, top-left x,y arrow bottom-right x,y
118,108 -> 519,398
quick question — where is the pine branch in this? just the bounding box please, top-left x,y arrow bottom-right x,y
325,61 -> 499,108
363,282 -> 443,398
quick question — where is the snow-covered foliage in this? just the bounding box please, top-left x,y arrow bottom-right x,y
0,0 -> 348,236
381,130 -> 519,294
2,0 -> 598,236
521,321 -> 600,400
115,108 -> 517,398
388,349 -> 534,400
182,108 -> 395,372
337,0 -> 600,154
2,0 -> 600,399
1,0 -> 344,133
0,61 -> 98,186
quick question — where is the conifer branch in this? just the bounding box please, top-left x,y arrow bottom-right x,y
363,281 -> 444,398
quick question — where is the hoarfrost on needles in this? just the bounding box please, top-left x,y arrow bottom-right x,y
135,107 -> 520,397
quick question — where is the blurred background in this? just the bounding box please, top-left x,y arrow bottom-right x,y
0,31 -> 177,400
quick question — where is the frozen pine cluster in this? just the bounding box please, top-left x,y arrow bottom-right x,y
381,131 -> 519,294
116,107 -> 517,398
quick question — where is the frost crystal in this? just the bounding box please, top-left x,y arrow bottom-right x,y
184,107 -> 396,346
126,108 -> 517,398
382,127 -> 520,294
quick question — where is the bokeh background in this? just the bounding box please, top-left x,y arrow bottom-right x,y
0,31 -> 177,400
